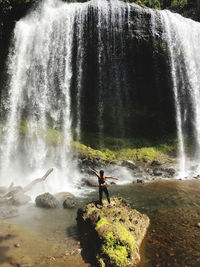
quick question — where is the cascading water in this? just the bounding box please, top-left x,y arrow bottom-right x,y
1,0 -> 200,195
0,0 -> 136,197
160,11 -> 200,177
0,0 -> 83,196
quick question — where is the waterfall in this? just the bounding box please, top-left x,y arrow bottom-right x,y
160,11 -> 200,177
1,0 -> 200,194
0,0 -> 135,196
0,0 -> 85,195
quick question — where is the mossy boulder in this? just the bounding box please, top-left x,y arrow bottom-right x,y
77,198 -> 150,266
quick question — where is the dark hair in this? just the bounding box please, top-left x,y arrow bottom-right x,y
100,170 -> 104,177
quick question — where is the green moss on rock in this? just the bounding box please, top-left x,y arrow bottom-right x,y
77,198 -> 150,266
102,231 -> 129,267
96,217 -> 109,230
100,222 -> 135,267
72,139 -> 176,165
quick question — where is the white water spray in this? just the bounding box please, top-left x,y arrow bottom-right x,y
1,0 -> 200,194
160,11 -> 200,177
0,0 -> 83,195
0,0 -> 136,196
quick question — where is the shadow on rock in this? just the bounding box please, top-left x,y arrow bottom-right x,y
76,201 -> 102,266
76,198 -> 150,267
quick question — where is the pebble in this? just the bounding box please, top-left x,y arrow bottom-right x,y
65,251 -> 70,256
14,243 -> 20,248
47,256 -> 56,261
71,248 -> 81,255
196,222 -> 200,228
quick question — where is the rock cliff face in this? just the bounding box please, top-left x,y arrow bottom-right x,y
77,197 -> 150,266
0,0 -> 32,100
0,0 -> 176,140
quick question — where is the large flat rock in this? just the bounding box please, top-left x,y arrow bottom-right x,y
77,197 -> 150,267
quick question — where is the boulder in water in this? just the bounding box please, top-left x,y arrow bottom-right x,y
146,168 -> 154,175
151,160 -> 162,166
35,193 -> 59,208
165,167 -> 176,177
63,198 -> 76,209
81,178 -> 99,187
77,197 -> 150,267
121,160 -> 137,170
153,168 -> 163,176
54,192 -> 75,203
137,179 -> 144,184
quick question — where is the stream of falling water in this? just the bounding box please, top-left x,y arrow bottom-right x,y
0,0 -> 134,197
0,0 -> 83,197
1,0 -> 200,196
160,11 -> 200,177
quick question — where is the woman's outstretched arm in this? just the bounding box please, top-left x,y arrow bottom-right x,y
88,167 -> 100,178
105,176 -> 119,180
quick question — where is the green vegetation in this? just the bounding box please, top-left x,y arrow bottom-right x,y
18,119 -> 177,162
95,217 -> 109,230
72,132 -> 178,163
72,140 -> 175,163
121,0 -> 200,21
78,197 -> 149,267
121,0 -> 187,11
101,229 -> 132,267
19,119 -> 64,145
80,131 -> 177,151
135,0 -> 161,9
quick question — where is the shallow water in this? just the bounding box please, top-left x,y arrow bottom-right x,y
8,180 -> 200,266
107,180 -> 200,266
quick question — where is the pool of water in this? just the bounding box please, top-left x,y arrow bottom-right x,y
9,180 -> 200,266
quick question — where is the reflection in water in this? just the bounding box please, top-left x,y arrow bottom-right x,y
9,180 -> 200,266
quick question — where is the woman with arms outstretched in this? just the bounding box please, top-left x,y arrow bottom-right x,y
88,167 -> 119,206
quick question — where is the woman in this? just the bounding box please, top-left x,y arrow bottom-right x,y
88,167 -> 119,205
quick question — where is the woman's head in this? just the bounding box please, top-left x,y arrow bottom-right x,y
100,170 -> 104,177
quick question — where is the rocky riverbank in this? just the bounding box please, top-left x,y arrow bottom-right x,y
78,153 -> 178,185
77,197 -> 150,266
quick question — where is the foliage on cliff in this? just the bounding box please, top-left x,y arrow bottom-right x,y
0,0 -> 34,96
18,119 -> 177,163
122,0 -> 200,21
77,197 -> 150,266
72,138 -> 176,164
0,0 -> 32,40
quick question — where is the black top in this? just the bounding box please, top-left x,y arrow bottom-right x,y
98,176 -> 105,186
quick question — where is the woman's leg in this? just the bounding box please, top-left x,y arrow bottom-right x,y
99,187 -> 103,205
103,186 -> 110,204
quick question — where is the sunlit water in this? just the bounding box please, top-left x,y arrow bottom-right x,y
8,180 -> 200,266
159,11 -> 200,178
1,0 -> 200,196
0,0 -> 139,197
